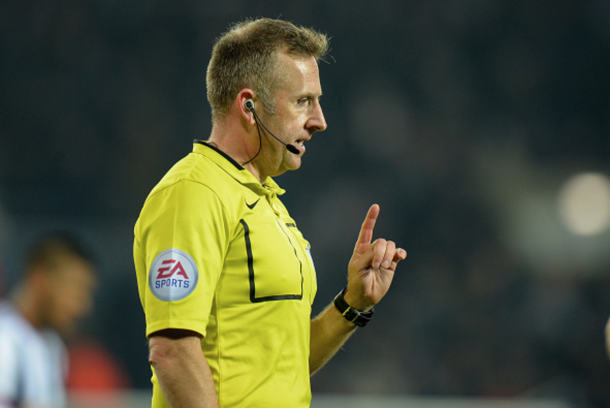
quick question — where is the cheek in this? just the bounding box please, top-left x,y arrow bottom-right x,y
50,283 -> 93,318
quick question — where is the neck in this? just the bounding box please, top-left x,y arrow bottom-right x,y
208,120 -> 267,182
12,286 -> 43,329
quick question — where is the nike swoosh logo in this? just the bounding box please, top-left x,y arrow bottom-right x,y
245,198 -> 261,210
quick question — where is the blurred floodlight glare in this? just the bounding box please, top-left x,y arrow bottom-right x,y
558,172 -> 610,236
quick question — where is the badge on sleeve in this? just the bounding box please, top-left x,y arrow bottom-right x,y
149,248 -> 199,301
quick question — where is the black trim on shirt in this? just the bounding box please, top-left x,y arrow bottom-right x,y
193,139 -> 244,171
240,219 -> 303,303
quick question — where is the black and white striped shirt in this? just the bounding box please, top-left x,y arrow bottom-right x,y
0,302 -> 67,408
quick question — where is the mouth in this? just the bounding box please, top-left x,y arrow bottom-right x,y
295,136 -> 310,147
294,139 -> 308,154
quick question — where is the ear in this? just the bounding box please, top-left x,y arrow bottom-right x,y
237,89 -> 256,125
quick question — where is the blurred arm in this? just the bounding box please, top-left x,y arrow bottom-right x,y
605,317 -> 610,358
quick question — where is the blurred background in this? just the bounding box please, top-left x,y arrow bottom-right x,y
1,0 -> 610,407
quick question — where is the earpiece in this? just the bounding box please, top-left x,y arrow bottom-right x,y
245,99 -> 255,111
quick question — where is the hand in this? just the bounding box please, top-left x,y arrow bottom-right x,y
345,204 -> 407,311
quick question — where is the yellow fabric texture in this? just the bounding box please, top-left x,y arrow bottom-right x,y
134,142 -> 317,407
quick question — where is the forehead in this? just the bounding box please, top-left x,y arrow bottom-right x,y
275,52 -> 322,96
51,254 -> 95,280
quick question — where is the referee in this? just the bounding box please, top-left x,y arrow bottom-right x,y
133,18 -> 407,408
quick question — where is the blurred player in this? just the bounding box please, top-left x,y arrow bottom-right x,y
0,232 -> 96,408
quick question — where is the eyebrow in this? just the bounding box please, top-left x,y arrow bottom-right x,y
301,92 -> 323,99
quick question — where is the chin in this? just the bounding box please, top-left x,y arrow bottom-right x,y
285,163 -> 301,173
287,154 -> 303,169
52,320 -> 77,338
273,154 -> 302,176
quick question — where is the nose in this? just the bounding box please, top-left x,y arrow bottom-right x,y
307,101 -> 327,133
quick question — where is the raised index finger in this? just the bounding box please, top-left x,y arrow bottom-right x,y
356,204 -> 380,247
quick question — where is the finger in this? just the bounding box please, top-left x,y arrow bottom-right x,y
394,248 -> 407,261
381,240 -> 396,269
356,204 -> 380,248
388,248 -> 407,271
372,238 -> 386,269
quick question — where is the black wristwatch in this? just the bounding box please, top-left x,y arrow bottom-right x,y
333,287 -> 374,327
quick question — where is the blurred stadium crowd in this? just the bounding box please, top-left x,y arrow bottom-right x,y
1,1 -> 610,407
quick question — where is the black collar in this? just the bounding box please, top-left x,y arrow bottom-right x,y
193,139 -> 244,171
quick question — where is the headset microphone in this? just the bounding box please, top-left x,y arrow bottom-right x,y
245,99 -> 300,155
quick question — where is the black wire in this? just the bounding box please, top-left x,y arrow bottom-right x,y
249,105 -> 277,140
241,120 -> 263,166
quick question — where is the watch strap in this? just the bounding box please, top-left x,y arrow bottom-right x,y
333,287 -> 374,327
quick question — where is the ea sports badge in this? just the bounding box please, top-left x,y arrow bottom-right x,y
149,248 -> 198,301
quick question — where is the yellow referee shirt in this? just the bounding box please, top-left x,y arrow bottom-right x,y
134,141 -> 317,407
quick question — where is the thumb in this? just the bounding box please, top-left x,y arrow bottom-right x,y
351,244 -> 374,271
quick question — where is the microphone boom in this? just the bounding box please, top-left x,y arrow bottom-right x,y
245,99 -> 299,155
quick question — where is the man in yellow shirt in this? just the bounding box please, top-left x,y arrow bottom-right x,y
134,18 -> 407,407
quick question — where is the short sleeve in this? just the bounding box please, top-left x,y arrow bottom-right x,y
134,180 -> 230,338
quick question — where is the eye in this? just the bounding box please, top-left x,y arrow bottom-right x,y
298,97 -> 312,106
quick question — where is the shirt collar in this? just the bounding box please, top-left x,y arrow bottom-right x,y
192,140 -> 286,198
